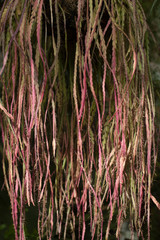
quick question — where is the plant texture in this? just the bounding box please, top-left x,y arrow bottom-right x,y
0,0 -> 159,239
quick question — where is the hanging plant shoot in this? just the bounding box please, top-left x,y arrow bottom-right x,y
0,0 -> 159,239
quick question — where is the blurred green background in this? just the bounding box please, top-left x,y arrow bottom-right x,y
0,0 -> 160,239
